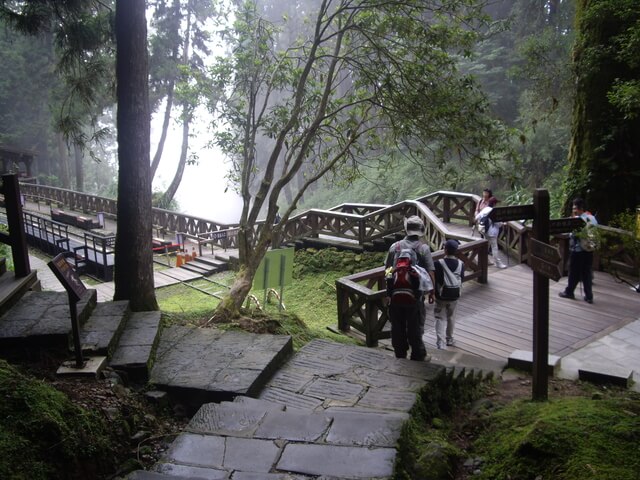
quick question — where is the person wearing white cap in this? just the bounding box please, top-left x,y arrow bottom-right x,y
384,215 -> 436,361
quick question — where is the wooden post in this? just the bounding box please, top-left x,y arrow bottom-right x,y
479,239 -> 489,284
443,197 -> 451,223
336,283 -> 350,332
532,189 -> 550,401
365,300 -> 378,347
2,174 -> 30,277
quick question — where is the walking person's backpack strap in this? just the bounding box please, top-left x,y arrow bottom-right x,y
437,258 -> 462,301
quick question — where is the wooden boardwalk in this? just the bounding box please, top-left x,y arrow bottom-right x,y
423,263 -> 640,361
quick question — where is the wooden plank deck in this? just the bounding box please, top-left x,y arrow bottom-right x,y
424,263 -> 640,360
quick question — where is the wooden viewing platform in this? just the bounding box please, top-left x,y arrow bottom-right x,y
421,263 -> 639,361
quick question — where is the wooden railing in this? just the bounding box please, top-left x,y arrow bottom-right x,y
336,239 -> 489,347
417,191 -> 479,225
19,183 -> 232,236
20,185 -> 636,280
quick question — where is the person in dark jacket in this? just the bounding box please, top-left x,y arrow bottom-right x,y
384,215 -> 435,361
558,198 -> 598,303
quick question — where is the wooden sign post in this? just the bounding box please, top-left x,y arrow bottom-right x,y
490,192 -> 567,401
532,190 -> 550,401
48,253 -> 87,368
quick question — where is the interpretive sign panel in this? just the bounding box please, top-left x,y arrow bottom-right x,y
529,255 -> 562,282
253,247 -> 295,290
549,217 -> 584,235
489,204 -> 535,223
530,238 -> 561,264
48,253 -> 86,302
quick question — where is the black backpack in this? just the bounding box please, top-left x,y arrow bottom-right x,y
477,214 -> 492,235
437,258 -> 462,301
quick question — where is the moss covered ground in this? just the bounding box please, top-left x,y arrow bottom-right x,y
472,392 -> 640,480
0,360 -> 118,479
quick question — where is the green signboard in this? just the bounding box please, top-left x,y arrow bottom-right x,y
253,247 -> 295,291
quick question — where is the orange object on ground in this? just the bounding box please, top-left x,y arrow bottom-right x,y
191,246 -> 197,259
176,252 -> 184,267
184,251 -> 192,262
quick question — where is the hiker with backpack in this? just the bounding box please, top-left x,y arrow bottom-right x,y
434,239 -> 465,349
475,197 -> 507,269
472,188 -> 497,236
558,198 -> 598,304
384,215 -> 436,361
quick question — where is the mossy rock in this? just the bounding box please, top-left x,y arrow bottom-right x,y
414,441 -> 460,480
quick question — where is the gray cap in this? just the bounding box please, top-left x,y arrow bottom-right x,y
404,215 -> 425,236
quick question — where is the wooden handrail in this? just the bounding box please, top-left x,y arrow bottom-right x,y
336,239 -> 488,347
18,184 -> 637,279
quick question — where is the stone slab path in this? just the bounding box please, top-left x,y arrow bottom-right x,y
150,326 -> 294,408
131,339 -> 450,479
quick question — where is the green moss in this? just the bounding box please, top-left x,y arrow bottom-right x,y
0,360 -> 117,479
394,371 -> 488,480
473,395 -> 640,480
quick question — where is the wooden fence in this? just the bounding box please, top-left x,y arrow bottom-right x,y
336,239 -> 488,347
17,183 -> 637,283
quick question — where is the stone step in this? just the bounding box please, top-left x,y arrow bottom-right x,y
128,339 -> 455,480
77,300 -> 130,356
189,254 -> 228,270
430,347 -> 507,381
109,310 -> 162,382
137,400 -> 405,479
213,250 -> 239,270
0,289 -> 97,356
0,270 -> 39,317
149,326 -> 293,412
179,261 -> 213,275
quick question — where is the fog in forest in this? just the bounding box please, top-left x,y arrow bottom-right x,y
151,115 -> 243,224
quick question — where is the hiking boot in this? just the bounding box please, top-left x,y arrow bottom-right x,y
446,338 -> 455,347
558,291 -> 575,299
411,353 -> 432,362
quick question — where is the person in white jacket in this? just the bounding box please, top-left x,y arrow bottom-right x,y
475,198 -> 507,269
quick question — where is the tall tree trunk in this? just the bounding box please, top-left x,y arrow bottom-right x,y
56,133 -> 71,189
114,0 -> 158,311
150,81 -> 175,180
159,2 -> 193,207
214,228 -> 272,318
160,113 -> 190,206
73,142 -> 84,192
565,0 -> 640,223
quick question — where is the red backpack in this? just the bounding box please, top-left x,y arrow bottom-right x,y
387,250 -> 419,305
